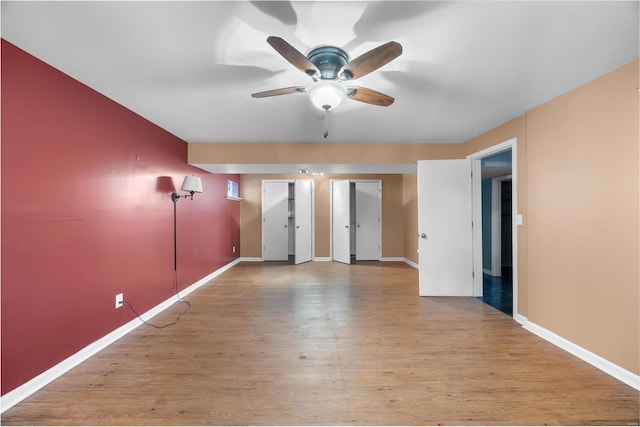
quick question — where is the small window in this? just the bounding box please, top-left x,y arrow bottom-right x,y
227,180 -> 241,201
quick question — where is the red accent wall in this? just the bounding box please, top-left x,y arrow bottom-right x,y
1,40 -> 240,395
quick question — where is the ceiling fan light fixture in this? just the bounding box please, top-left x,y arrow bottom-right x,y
308,81 -> 346,111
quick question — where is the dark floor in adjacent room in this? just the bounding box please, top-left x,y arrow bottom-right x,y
478,272 -> 513,316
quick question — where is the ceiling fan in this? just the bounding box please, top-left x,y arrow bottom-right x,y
251,36 -> 402,111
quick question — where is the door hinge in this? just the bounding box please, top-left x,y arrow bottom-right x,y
472,271 -> 475,278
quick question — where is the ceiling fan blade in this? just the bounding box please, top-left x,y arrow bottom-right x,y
341,41 -> 402,80
267,36 -> 319,78
347,86 -> 395,106
251,86 -> 306,98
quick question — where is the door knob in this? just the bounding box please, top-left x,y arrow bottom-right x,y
296,225 -> 300,229
284,224 -> 288,228
345,225 -> 349,229
420,233 -> 427,239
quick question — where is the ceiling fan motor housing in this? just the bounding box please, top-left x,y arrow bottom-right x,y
307,46 -> 349,80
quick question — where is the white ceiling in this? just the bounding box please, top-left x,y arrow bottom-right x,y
2,1 -> 638,151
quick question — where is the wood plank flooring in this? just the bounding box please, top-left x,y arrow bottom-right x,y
3,261 -> 638,425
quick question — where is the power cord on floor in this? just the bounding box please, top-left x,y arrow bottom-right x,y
123,271 -> 191,329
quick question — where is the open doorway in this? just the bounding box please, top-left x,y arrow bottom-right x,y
481,161 -> 513,315
469,141 -> 517,317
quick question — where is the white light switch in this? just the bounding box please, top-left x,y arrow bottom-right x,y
516,214 -> 523,226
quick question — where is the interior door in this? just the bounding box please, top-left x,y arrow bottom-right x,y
262,181 -> 289,261
355,181 -> 381,260
418,160 -> 473,296
294,180 -> 313,264
331,180 -> 351,264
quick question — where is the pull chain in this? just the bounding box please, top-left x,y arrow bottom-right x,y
323,108 -> 331,139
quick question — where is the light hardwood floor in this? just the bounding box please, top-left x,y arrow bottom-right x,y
3,261 -> 638,425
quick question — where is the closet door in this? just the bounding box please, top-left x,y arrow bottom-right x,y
262,181 -> 289,261
355,181 -> 381,260
294,180 -> 313,264
331,180 -> 351,264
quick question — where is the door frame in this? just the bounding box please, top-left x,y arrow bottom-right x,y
468,138 -> 519,317
329,179 -> 382,261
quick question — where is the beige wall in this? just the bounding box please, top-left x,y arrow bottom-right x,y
524,59 -> 639,374
459,60 -> 639,374
239,174 -> 407,259
190,142 -> 463,166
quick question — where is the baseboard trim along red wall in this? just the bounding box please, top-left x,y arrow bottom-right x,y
1,39 -> 240,395
0,259 -> 242,412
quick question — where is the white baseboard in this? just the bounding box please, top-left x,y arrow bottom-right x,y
238,257 -> 263,262
313,257 -> 331,262
0,258 -> 242,413
380,257 -> 404,262
513,313 -> 528,326
519,316 -> 640,391
403,258 -> 419,269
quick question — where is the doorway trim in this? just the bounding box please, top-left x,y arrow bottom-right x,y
468,138 -> 519,317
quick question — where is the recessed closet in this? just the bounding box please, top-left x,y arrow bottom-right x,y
262,179 -> 314,264
330,179 -> 382,264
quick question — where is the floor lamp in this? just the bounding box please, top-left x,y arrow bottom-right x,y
124,175 -> 202,329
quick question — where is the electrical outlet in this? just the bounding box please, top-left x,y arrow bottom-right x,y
232,246 -> 236,253
115,293 -> 124,309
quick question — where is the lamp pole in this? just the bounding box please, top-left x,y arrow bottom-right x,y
173,196 -> 178,271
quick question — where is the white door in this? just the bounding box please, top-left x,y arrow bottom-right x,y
355,181 -> 381,260
418,159 -> 473,296
262,181 -> 289,261
294,180 -> 313,264
331,180 -> 351,264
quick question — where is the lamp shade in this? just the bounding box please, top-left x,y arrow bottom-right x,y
308,81 -> 346,111
181,175 -> 203,193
